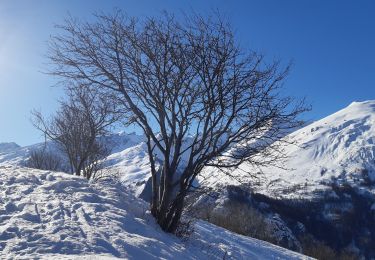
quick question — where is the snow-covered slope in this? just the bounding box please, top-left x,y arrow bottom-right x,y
0,166 -> 309,259
102,133 -> 150,196
0,133 -> 150,184
0,140 -> 63,167
0,143 -> 28,166
2,100 -> 374,258
200,100 -> 375,198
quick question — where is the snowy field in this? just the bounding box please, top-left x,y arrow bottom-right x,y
0,166 -> 310,259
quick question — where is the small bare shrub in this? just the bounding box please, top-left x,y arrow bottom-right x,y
208,203 -> 274,243
300,234 -> 359,260
304,243 -> 336,260
91,168 -> 122,183
32,87 -> 119,180
26,148 -> 61,171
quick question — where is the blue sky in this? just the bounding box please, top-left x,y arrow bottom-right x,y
0,0 -> 374,145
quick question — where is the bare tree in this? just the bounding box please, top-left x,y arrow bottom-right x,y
47,10 -> 308,232
26,148 -> 61,171
32,86 -> 118,179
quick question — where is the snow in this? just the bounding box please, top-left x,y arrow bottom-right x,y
0,144 -> 28,166
199,100 -> 375,198
2,100 -> 374,258
0,166 -> 310,259
1,100 -> 375,199
0,140 -> 64,168
103,140 -> 151,197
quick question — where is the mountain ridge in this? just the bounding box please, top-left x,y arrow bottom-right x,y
199,100 -> 375,198
2,100 -> 375,198
1,100 -> 374,258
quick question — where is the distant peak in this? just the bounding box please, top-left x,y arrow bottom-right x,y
348,100 -> 375,107
0,142 -> 20,152
0,142 -> 20,147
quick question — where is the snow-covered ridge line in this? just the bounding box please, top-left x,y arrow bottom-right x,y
0,142 -> 20,153
199,100 -> 375,197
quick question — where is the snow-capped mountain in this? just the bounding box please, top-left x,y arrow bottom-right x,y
2,100 -> 375,199
194,100 -> 375,258
0,143 -> 34,166
200,100 -> 375,198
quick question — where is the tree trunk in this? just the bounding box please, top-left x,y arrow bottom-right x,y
156,166 -> 173,224
157,189 -> 186,233
152,166 -> 190,233
151,170 -> 158,217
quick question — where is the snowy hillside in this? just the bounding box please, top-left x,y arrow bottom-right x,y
0,143 -> 28,166
0,166 -> 309,259
0,140 -> 64,167
200,100 -> 375,198
0,133 -> 148,180
1,101 -> 375,258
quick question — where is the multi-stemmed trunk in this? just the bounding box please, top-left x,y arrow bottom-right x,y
149,157 -> 189,233
151,179 -> 187,233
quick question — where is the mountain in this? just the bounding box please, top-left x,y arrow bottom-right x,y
0,142 -> 20,153
196,100 -> 375,258
1,100 -> 375,258
97,100 -> 375,201
200,100 -> 375,198
3,101 -> 375,198
0,166 -> 308,259
0,143 -> 29,166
